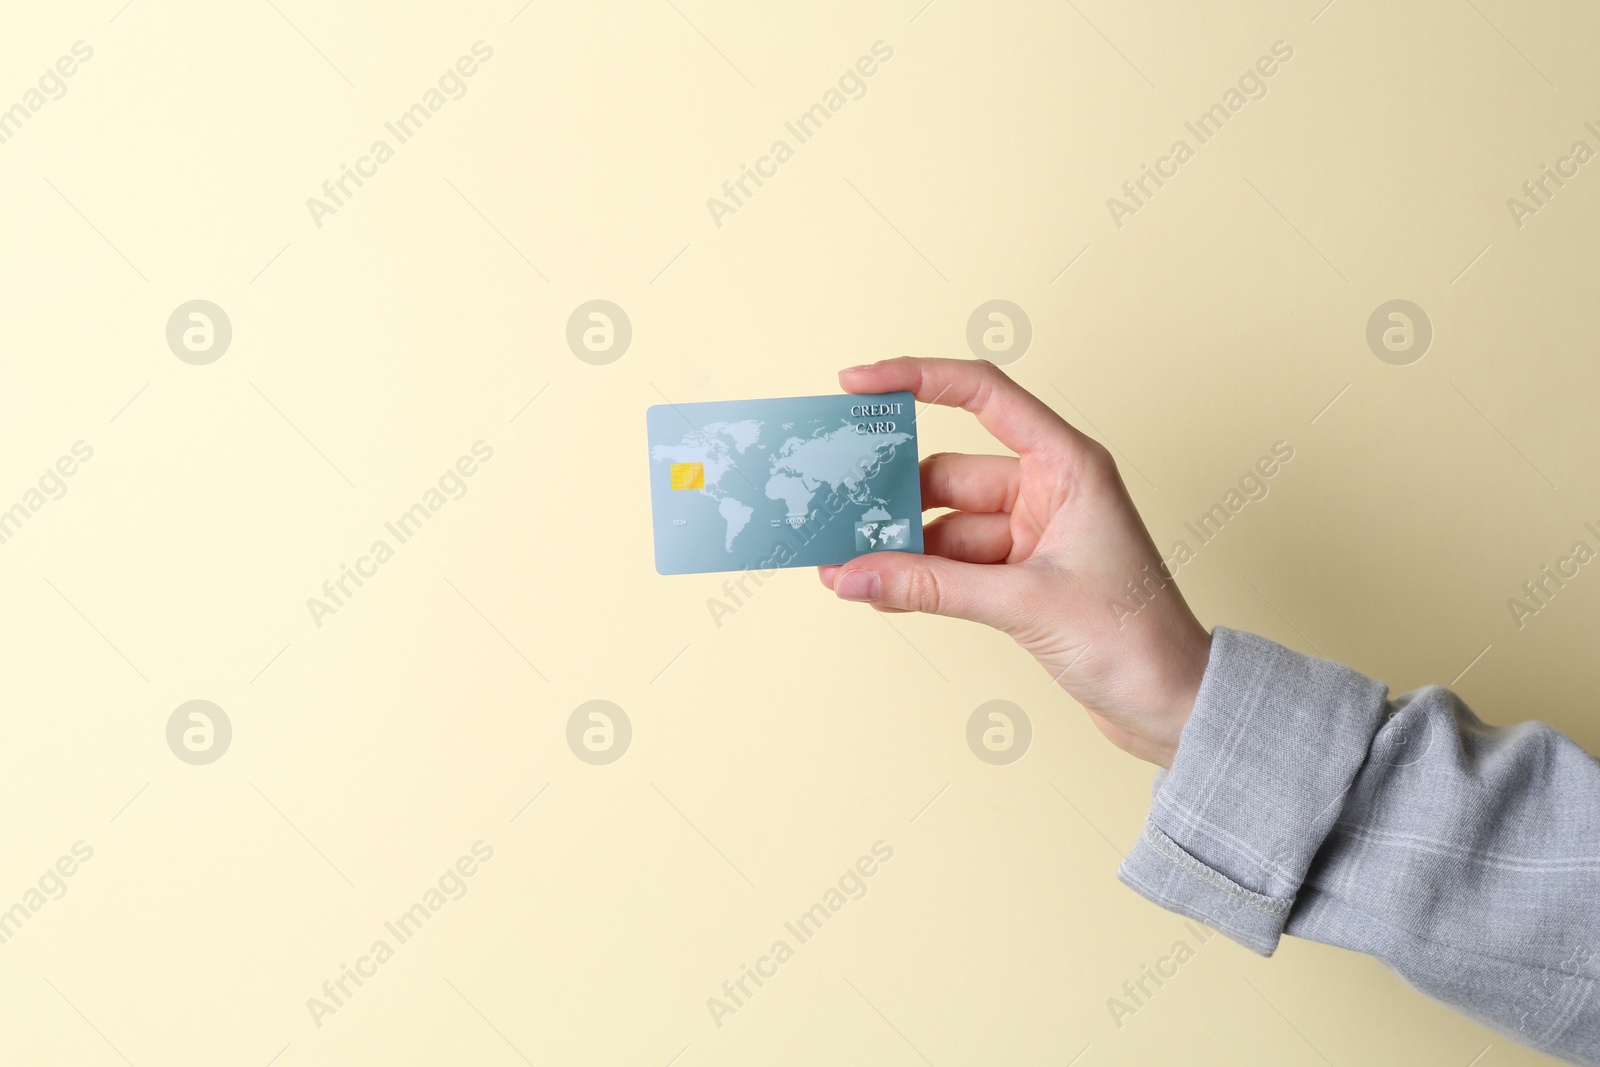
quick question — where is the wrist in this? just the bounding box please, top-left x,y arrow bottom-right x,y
1146,625 -> 1213,769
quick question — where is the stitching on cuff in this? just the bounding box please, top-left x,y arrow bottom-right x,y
1140,823 -> 1292,918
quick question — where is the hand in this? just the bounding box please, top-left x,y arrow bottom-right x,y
818,357 -> 1213,769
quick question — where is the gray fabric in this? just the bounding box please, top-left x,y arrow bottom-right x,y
1116,626 -> 1600,1065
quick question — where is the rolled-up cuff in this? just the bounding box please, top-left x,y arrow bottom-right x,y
1114,625 -> 1391,955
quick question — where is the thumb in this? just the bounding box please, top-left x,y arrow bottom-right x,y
831,551 -> 1039,633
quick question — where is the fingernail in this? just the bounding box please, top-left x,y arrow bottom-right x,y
836,570 -> 881,601
841,362 -> 874,373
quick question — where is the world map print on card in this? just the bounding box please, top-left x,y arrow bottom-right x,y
645,391 -> 923,575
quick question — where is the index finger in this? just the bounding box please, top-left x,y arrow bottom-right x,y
838,357 -> 1088,459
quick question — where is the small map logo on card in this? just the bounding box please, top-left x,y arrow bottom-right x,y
856,518 -> 910,551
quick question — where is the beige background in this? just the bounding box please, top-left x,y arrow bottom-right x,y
1,0 -> 1597,1063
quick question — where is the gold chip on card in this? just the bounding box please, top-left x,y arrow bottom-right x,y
670,462 -> 705,490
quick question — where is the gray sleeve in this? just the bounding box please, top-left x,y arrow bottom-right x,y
1115,625 -> 1600,1066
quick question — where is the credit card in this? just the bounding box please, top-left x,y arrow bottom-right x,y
646,391 -> 923,575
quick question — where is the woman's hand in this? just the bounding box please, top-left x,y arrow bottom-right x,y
818,357 -> 1213,769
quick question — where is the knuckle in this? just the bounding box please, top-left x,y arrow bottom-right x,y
903,564 -> 945,615
1083,440 -> 1117,475
920,452 -> 958,503
974,357 -> 1015,387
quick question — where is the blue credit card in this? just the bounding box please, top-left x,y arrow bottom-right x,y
646,391 -> 924,575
